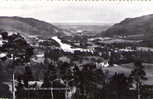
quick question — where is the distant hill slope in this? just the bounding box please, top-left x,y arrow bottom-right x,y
54,23 -> 111,36
104,14 -> 153,40
0,16 -> 66,38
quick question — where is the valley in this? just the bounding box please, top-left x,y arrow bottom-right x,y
1,15 -> 153,99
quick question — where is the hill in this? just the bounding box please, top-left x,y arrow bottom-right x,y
54,23 -> 111,36
0,16 -> 66,39
104,14 -> 153,40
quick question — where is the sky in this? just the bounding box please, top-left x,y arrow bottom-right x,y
0,0 -> 153,24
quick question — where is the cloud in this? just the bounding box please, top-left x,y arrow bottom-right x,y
0,1 -> 153,23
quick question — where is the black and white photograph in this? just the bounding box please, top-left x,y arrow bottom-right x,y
0,1 -> 153,99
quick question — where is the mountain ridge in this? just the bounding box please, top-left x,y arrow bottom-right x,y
0,16 -> 66,39
103,14 -> 153,40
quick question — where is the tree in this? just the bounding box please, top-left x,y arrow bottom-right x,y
42,62 -> 71,99
73,63 -> 105,99
16,75 -> 24,98
23,66 -> 34,88
42,63 -> 57,88
0,60 -> 11,97
0,31 -> 33,97
0,31 -> 33,65
129,61 -> 147,99
105,73 -> 130,99
52,79 -> 66,99
58,62 -> 73,83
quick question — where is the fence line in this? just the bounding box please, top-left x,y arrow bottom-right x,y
15,87 -> 71,99
24,88 -> 70,91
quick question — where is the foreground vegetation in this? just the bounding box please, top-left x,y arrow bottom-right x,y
0,31 -> 153,99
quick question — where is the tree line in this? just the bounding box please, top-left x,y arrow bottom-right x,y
15,60 -> 147,99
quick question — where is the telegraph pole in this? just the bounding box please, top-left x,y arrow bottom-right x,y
137,82 -> 140,99
12,52 -> 16,99
51,82 -> 54,99
12,73 -> 16,99
51,88 -> 54,99
65,81 -> 68,99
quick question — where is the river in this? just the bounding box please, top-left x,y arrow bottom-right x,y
52,36 -> 93,53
